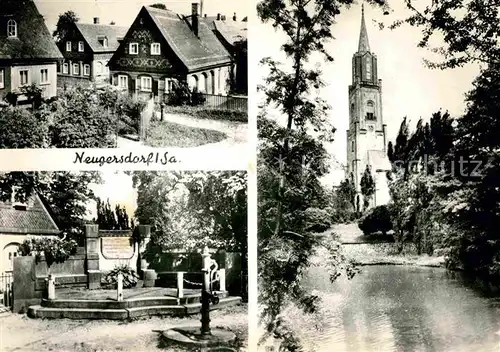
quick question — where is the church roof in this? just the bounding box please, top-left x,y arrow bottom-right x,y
358,5 -> 370,53
368,150 -> 391,172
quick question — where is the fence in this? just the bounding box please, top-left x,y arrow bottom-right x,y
0,272 -> 13,310
163,93 -> 247,112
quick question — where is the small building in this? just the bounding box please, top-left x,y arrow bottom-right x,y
0,194 -> 60,274
108,4 -> 232,101
57,18 -> 128,89
0,0 -> 63,103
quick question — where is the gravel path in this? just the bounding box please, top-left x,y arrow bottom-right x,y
0,304 -> 247,352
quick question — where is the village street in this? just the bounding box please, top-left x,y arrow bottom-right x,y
0,304 -> 247,351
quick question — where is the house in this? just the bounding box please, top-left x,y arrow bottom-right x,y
209,14 -> 247,94
108,4 -> 232,101
0,0 -> 63,103
57,18 -> 128,89
0,193 -> 60,274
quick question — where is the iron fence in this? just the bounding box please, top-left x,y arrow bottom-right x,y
163,93 -> 247,112
0,272 -> 13,310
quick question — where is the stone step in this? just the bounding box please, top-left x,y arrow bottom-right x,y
41,296 -> 179,309
184,296 -> 242,315
28,305 -> 128,320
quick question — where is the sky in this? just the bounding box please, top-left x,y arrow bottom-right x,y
254,2 -> 481,185
34,0 -> 250,31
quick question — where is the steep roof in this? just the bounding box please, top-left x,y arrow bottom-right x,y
144,6 -> 231,72
213,20 -> 247,46
0,194 -> 60,235
75,23 -> 128,53
358,5 -> 370,53
0,0 -> 63,61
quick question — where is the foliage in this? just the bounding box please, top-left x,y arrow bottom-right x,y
360,165 -> 375,211
150,3 -> 167,10
386,0 -> 500,68
358,205 -> 392,236
328,179 -> 358,223
0,107 -> 49,148
18,237 -> 78,269
103,265 -> 139,288
0,171 -> 101,244
256,0 -> 369,349
96,198 -> 131,230
163,105 -> 248,122
53,11 -> 79,42
46,86 -> 117,147
144,121 -> 226,147
302,207 -> 331,232
164,81 -> 207,106
20,83 -> 43,109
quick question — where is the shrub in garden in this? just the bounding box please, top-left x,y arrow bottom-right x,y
303,207 -> 332,233
103,265 -> 139,288
18,237 -> 78,269
358,205 -> 393,235
0,106 -> 49,148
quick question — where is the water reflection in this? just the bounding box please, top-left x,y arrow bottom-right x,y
300,265 -> 500,352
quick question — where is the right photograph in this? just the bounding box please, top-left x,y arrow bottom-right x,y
256,1 -> 500,351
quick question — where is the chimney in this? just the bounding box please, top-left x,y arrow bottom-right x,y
217,13 -> 221,20
93,17 -> 100,24
191,3 -> 199,36
233,12 -> 237,21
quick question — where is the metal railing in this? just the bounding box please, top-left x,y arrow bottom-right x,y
0,272 -> 13,310
163,92 -> 247,112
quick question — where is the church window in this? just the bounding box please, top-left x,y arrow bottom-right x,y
366,57 -> 371,79
351,140 -> 354,152
7,20 -> 17,38
366,100 -> 376,120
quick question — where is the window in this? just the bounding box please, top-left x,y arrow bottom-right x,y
151,43 -> 160,55
351,140 -> 355,152
78,41 -> 84,52
7,20 -> 17,38
165,79 -> 173,93
141,76 -> 152,91
96,62 -> 103,74
0,69 -> 4,89
63,63 -> 69,74
103,38 -> 108,47
129,43 -> 139,55
118,75 -> 128,89
19,69 -> 29,86
73,63 -> 80,75
40,69 -> 49,84
84,64 -> 90,76
366,57 -> 371,79
66,41 -> 72,52
366,100 -> 376,120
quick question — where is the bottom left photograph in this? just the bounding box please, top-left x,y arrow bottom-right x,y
0,170 -> 248,351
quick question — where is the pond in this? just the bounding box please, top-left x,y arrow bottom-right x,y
298,265 -> 500,352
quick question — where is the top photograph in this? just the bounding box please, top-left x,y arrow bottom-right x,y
0,0 -> 248,150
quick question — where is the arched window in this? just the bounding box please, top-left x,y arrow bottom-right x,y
350,103 -> 355,117
96,62 -> 103,74
351,140 -> 355,152
202,72 -> 208,93
365,56 -> 371,79
7,20 -> 17,38
366,100 -> 375,120
210,70 -> 215,94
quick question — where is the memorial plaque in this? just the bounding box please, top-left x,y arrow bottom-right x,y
101,237 -> 135,259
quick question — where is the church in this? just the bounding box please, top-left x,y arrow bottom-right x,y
345,6 -> 391,208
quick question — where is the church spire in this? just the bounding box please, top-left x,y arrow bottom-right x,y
358,4 -> 370,53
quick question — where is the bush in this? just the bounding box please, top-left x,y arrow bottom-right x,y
358,205 -> 393,235
303,207 -> 332,233
0,106 -> 49,148
103,265 -> 139,289
18,237 -> 78,268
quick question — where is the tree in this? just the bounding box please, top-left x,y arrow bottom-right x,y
257,0 -> 364,349
18,237 -> 78,273
53,11 -> 79,42
0,107 -> 49,148
360,165 -> 375,211
150,3 -> 167,10
387,0 -> 500,68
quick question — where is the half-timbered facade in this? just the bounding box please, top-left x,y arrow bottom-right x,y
0,0 -> 63,103
108,4 -> 232,101
57,19 -> 127,89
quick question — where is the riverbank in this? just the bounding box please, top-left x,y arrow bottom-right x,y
0,304 -> 247,351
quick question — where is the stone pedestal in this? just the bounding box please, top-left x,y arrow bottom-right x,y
87,270 -> 101,290
85,225 -> 101,289
143,269 -> 156,288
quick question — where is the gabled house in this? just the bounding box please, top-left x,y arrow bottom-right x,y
0,0 -> 63,103
57,18 -> 128,89
108,4 -> 232,101
0,193 -> 59,274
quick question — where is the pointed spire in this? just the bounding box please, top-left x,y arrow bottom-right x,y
358,4 -> 370,53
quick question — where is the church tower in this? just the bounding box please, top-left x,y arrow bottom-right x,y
346,5 -> 390,208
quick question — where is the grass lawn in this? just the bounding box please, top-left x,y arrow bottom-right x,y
145,121 -> 227,147
162,105 -> 247,123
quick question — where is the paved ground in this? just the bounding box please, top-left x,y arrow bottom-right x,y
0,304 -> 247,351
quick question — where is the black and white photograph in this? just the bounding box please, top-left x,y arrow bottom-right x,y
0,0 -> 248,153
256,0 -> 500,351
0,170 -> 248,351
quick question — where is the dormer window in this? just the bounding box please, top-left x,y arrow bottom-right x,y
78,41 -> 84,52
129,43 -> 139,55
7,20 -> 17,38
151,43 -> 160,55
66,41 -> 72,52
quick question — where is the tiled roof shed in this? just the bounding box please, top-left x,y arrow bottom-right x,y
144,6 -> 231,72
0,0 -> 63,61
0,194 -> 60,235
75,23 -> 128,53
